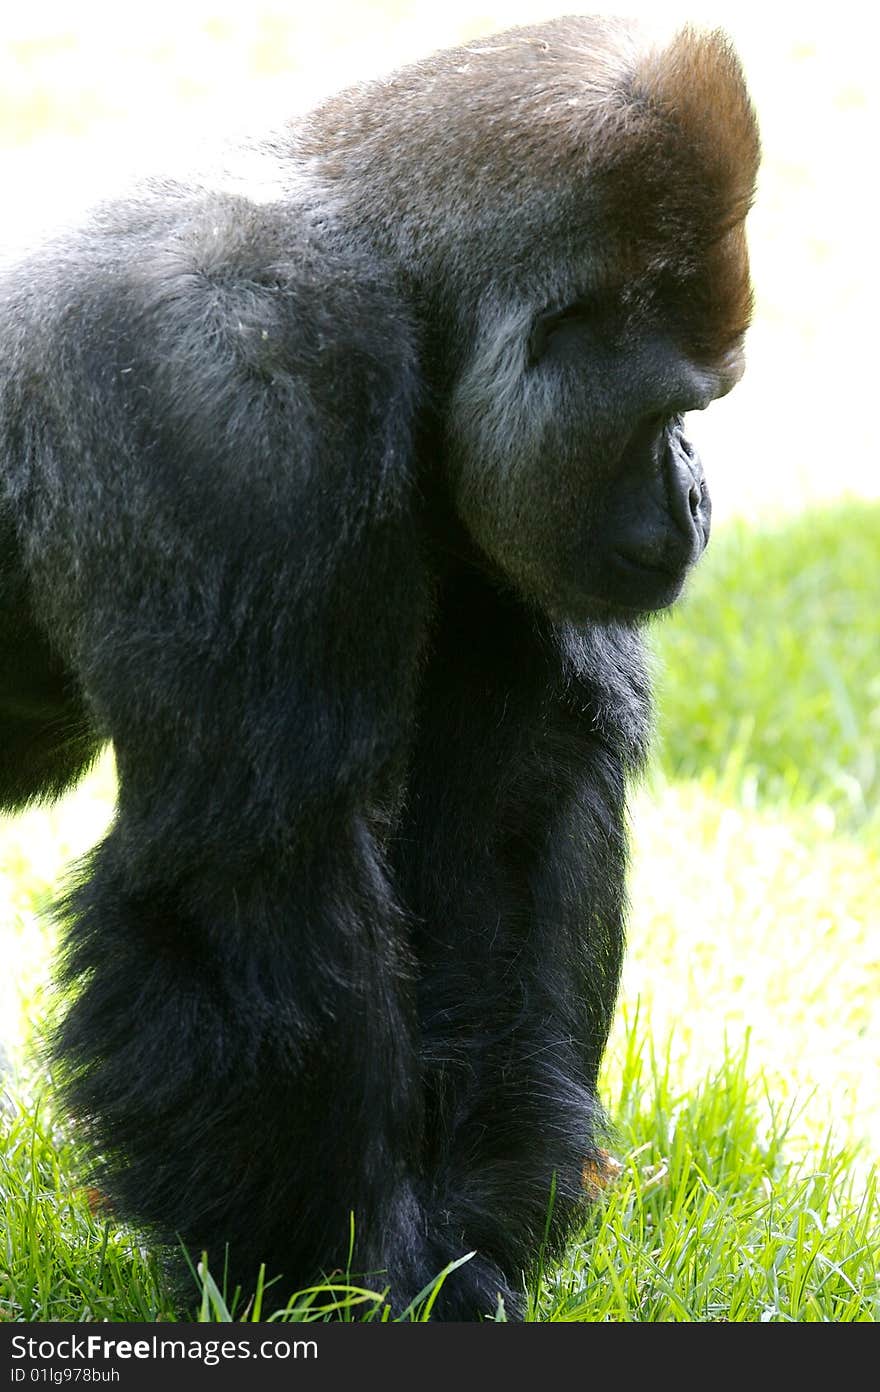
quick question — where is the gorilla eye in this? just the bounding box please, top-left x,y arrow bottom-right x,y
527,298 -> 595,365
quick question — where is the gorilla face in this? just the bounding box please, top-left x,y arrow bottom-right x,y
445,276 -> 745,624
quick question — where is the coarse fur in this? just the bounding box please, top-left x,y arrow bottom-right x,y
0,17 -> 759,1318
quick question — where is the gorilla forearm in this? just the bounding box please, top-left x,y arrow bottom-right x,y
395,573 -> 647,1278
56,814 -> 433,1297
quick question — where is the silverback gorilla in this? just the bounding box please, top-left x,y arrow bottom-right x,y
0,17 -> 759,1318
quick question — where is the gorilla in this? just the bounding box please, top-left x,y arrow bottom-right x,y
0,17 -> 759,1319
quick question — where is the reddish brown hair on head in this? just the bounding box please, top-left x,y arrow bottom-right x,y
635,26 -> 761,228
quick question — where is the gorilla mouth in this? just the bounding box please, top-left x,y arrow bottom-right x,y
612,546 -> 682,581
600,547 -> 690,614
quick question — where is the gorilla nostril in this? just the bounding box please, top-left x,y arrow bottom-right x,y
688,480 -> 702,520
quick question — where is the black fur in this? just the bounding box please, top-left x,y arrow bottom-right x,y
0,18 -> 758,1318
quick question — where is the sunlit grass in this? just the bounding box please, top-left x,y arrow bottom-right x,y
619,782 -> 879,1173
541,1034 -> 879,1322
3,1025 -> 877,1322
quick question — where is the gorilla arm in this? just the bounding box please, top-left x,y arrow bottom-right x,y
1,194 -> 461,1306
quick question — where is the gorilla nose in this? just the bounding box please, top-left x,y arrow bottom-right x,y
666,429 -> 711,553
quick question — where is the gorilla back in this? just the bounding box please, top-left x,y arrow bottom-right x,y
0,18 -> 759,1318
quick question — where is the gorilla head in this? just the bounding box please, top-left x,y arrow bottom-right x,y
298,17 -> 758,621
0,18 -> 759,1319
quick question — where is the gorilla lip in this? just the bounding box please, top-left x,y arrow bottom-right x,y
606,549 -> 688,611
611,547 -> 684,581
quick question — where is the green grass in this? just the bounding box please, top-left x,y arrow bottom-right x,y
652,501 -> 880,837
3,1036 -> 876,1323
538,1032 -> 878,1322
2,501 -> 878,1323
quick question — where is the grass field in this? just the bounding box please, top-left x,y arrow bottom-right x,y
1,1 -> 877,1323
